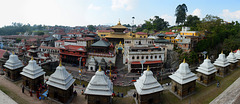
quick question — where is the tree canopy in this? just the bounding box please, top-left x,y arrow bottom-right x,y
87,25 -> 96,32
175,4 -> 188,25
184,15 -> 200,30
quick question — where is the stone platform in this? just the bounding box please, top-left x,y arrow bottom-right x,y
0,90 -> 17,104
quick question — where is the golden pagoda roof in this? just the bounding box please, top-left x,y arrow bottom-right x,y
111,21 -> 127,29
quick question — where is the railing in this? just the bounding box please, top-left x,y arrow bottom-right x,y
88,52 -> 115,57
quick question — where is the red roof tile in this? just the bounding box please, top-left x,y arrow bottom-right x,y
39,46 -> 59,50
165,32 -> 175,35
61,45 -> 86,52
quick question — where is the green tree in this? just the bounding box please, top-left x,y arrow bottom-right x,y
185,15 -> 200,30
152,16 -> 169,32
87,25 -> 96,32
175,3 -> 188,25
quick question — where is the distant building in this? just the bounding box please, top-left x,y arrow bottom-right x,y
180,27 -> 200,36
60,45 -> 87,66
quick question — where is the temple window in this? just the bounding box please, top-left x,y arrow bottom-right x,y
150,56 -> 153,59
140,36 -> 142,38
132,56 -> 135,59
155,56 -> 157,59
146,56 -> 148,59
142,56 -> 144,59
137,56 -> 139,59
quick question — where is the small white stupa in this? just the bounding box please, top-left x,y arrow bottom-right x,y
4,52 -> 24,81
169,59 -> 197,99
46,61 -> 75,90
134,65 -> 163,95
85,66 -> 113,95
196,56 -> 217,86
227,51 -> 238,63
196,56 -> 217,75
84,66 -> 113,104
88,56 -> 97,71
169,59 -> 197,85
134,66 -> 163,104
4,52 -> 24,70
175,34 -> 182,40
213,51 -> 230,67
213,51 -> 230,77
234,49 -> 240,59
227,51 -> 238,70
21,56 -> 45,79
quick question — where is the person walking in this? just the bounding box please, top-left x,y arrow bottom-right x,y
22,85 -> 24,93
29,89 -> 33,97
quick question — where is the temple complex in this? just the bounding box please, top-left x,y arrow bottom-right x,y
234,49 -> 240,66
46,61 -> 75,103
134,66 -> 163,104
20,57 -> 45,91
84,66 -> 113,104
97,21 -> 148,44
213,52 -> 230,77
169,59 -> 197,99
87,39 -> 116,70
196,56 -> 217,86
227,51 -> 238,70
4,52 -> 24,81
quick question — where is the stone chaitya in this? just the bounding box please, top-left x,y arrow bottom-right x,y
20,56 -> 45,91
169,59 -> 197,99
88,56 -> 97,71
84,66 -> 113,104
234,49 -> 240,66
4,52 -> 24,81
227,51 -> 238,70
134,66 -> 163,104
46,61 -> 75,103
213,52 -> 230,77
196,56 -> 217,86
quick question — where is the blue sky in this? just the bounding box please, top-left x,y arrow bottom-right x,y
0,0 -> 240,27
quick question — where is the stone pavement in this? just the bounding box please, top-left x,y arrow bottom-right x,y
210,77 -> 240,104
0,89 -> 17,104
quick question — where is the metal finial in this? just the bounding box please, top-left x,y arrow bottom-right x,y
31,56 -> 33,60
183,58 -> 185,63
59,60 -> 62,67
221,50 -> 223,54
12,51 -> 14,55
206,55 -> 208,59
147,65 -> 150,71
98,66 -> 101,71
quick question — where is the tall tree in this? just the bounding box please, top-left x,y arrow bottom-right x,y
152,16 -> 169,32
175,4 -> 188,25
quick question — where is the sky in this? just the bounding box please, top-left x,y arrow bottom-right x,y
0,0 -> 240,27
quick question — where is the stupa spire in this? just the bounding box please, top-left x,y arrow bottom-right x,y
183,58 -> 186,63
147,65 -> 150,71
59,60 -> 62,67
31,56 -> 33,60
206,55 -> 209,59
98,66 -> 101,71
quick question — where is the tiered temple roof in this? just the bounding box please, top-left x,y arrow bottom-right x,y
227,51 -> 238,63
84,66 -> 113,96
46,61 -> 75,90
235,49 -> 240,59
20,57 -> 45,79
213,52 -> 230,67
196,56 -> 217,75
134,66 -> 163,95
4,52 -> 24,70
169,59 -> 197,84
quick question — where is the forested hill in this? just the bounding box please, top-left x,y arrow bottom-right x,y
0,22 -> 45,35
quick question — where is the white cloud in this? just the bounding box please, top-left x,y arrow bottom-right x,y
111,0 -> 137,11
88,4 -> 102,10
192,8 -> 201,17
160,14 -> 176,26
221,9 -> 240,21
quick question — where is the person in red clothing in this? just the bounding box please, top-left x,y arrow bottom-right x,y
29,89 -> 33,97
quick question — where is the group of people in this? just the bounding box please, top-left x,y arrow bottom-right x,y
21,83 -> 48,100
112,92 -> 124,98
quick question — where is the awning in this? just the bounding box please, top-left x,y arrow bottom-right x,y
131,60 -> 162,64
